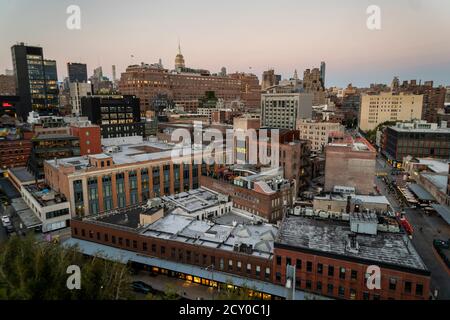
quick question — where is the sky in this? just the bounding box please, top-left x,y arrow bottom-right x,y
0,0 -> 449,88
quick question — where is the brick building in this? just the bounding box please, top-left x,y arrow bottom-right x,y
119,63 -> 241,113
324,135 -> 376,195
200,167 -> 295,223
273,215 -> 430,300
44,141 -> 213,216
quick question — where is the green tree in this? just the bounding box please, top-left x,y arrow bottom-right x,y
0,235 -> 133,300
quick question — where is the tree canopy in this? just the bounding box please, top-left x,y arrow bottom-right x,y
0,235 -> 132,300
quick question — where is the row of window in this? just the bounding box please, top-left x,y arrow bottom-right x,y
73,227 -> 271,280
275,257 -> 424,296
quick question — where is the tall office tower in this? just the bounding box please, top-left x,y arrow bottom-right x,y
81,95 -> 145,138
303,68 -> 326,105
261,69 -> 280,91
69,82 -> 93,116
67,62 -> 88,83
43,59 -> 59,111
93,66 -> 103,80
174,43 -> 185,70
11,43 -> 60,121
320,61 -> 326,88
112,65 -> 117,82
260,92 -> 313,130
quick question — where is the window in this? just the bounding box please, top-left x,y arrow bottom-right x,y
351,270 -> 358,280
246,263 -> 251,274
228,260 -> 233,271
327,284 -> 334,295
389,278 -> 397,291
296,279 -> 301,289
161,246 -> 165,255
151,244 -> 156,252
296,259 -> 302,269
256,266 -> 261,276
142,242 -> 147,251
317,263 -> 323,274
276,256 -> 282,266
416,284 -> 423,296
339,267 -> 346,280
338,286 -> 345,296
306,261 -> 312,272
316,281 -> 322,291
306,280 -> 312,289
265,267 -> 270,278
286,257 -> 291,266
363,292 -> 370,300
237,261 -> 242,271
404,281 -> 412,293
328,265 -> 334,277
104,234 -> 108,242
219,258 -> 224,270
276,272 -> 281,282
350,289 -> 356,300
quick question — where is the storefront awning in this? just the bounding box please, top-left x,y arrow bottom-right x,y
431,204 -> 450,225
408,184 -> 435,202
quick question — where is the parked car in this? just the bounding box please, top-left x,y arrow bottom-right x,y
1,215 -> 11,226
131,281 -> 157,295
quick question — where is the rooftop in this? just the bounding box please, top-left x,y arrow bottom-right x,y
412,158 -> 449,173
421,173 -> 448,193
142,213 -> 277,258
81,206 -> 277,259
276,215 -> 428,273
90,204 -> 163,229
8,167 -> 35,184
314,193 -> 391,206
45,139 -> 205,172
24,183 -> 68,207
162,188 -> 228,214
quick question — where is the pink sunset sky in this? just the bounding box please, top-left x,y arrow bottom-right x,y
0,0 -> 449,87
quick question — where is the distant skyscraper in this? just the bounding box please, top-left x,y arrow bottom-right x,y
175,43 -> 185,70
261,92 -> 313,130
11,43 -> 59,120
69,82 -> 93,116
67,62 -> 88,83
112,65 -> 117,82
320,61 -> 326,88
261,69 -> 280,91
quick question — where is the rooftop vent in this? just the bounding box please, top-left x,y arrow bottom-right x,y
346,233 -> 359,254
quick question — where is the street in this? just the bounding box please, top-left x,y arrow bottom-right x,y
0,204 -> 9,242
375,156 -> 450,299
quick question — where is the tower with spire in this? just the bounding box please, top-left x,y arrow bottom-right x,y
175,41 -> 185,70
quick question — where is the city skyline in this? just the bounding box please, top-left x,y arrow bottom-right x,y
1,0 -> 450,87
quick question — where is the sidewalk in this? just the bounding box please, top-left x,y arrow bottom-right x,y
132,271 -> 217,300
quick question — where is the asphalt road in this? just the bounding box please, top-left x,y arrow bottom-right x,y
375,156 -> 450,300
